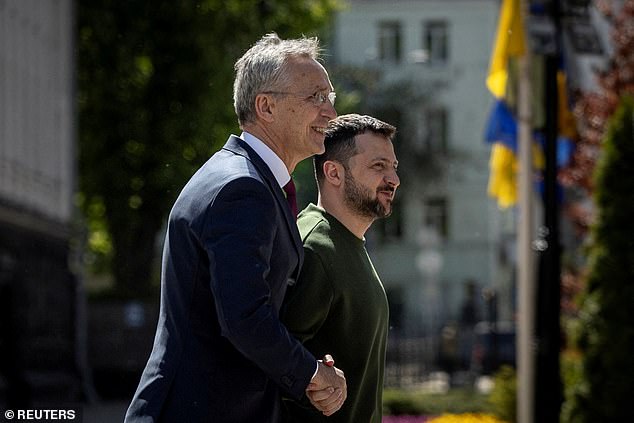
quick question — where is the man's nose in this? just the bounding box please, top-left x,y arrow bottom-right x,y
386,170 -> 400,188
321,99 -> 337,119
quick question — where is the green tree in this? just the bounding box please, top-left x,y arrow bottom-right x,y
78,0 -> 339,298
563,97 -> 634,422
559,2 -> 634,420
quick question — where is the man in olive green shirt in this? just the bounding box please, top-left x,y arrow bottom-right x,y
282,114 -> 400,422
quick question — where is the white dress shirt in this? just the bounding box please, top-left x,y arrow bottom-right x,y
240,132 -> 290,188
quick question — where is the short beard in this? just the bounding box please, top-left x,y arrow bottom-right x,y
343,170 -> 393,219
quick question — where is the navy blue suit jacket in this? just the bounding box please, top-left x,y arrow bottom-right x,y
125,136 -> 317,422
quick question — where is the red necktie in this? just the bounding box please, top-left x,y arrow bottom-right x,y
283,179 -> 298,218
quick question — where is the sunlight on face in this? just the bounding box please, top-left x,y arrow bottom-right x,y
343,132 -> 399,219
273,58 -> 336,160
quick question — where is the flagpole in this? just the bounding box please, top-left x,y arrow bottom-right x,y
534,0 -> 563,420
516,0 -> 536,422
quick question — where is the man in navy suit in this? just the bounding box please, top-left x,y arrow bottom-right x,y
125,33 -> 346,423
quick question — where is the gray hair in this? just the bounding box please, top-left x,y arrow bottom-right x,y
233,33 -> 321,126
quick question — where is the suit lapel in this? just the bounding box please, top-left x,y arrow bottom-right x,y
222,136 -> 303,275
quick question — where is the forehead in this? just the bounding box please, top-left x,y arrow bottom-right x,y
285,57 -> 332,91
353,132 -> 397,160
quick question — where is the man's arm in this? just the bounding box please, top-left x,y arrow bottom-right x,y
281,247 -> 334,343
202,177 -> 317,399
281,246 -> 346,415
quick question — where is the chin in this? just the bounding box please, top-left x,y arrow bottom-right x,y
381,203 -> 393,217
312,142 -> 326,155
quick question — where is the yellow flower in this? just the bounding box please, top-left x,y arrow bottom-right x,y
428,413 -> 508,423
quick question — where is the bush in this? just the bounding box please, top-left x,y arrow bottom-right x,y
383,388 -> 491,416
562,97 -> 634,422
560,349 -> 583,422
487,366 -> 516,423
383,389 -> 425,416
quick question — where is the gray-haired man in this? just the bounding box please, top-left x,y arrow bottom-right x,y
125,33 -> 346,423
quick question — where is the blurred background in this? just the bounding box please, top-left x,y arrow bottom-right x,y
1,0 -> 633,422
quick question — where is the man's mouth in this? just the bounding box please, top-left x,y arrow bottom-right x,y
378,187 -> 395,200
312,126 -> 327,134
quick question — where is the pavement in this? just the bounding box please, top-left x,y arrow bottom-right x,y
82,401 -> 128,423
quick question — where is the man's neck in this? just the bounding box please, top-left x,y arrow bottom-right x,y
241,123 -> 297,173
317,195 -> 373,240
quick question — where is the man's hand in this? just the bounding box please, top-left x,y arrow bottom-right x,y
322,354 -> 335,367
305,355 -> 347,416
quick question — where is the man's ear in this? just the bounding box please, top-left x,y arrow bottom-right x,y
254,93 -> 275,123
323,161 -> 344,187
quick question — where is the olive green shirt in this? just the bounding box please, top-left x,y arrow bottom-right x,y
281,203 -> 389,423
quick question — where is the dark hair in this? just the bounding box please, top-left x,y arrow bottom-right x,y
314,114 -> 396,185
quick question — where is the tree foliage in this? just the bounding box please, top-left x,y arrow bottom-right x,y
77,0 -> 339,298
562,96 -> 634,422
558,2 -> 634,420
559,0 -> 634,349
560,0 -> 634,237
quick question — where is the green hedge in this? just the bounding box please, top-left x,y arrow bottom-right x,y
562,97 -> 634,422
383,388 -> 492,416
488,366 -> 516,423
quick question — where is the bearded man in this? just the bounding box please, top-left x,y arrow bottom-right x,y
281,114 -> 400,423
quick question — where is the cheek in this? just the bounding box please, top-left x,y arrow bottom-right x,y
367,180 -> 380,193
307,109 -> 321,123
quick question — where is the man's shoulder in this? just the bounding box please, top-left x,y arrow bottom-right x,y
206,146 -> 260,178
297,206 -> 336,253
182,148 -> 263,195
171,149 -> 270,222
298,206 -> 328,235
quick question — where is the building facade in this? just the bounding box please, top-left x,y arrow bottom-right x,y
0,0 -> 81,405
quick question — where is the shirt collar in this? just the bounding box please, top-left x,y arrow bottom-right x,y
240,131 -> 290,188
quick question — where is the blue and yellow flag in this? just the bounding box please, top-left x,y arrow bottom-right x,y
485,99 -> 519,207
488,143 -> 519,208
485,0 -> 526,208
486,0 -> 526,99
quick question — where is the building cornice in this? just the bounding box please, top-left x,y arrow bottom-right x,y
0,201 -> 72,241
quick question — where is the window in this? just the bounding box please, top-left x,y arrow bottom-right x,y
565,19 -> 603,54
424,197 -> 448,238
423,20 -> 449,65
378,21 -> 402,63
415,108 -> 448,154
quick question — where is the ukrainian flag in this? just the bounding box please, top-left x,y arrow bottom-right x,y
485,0 -> 525,208
486,0 -> 525,99
486,100 -> 520,208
